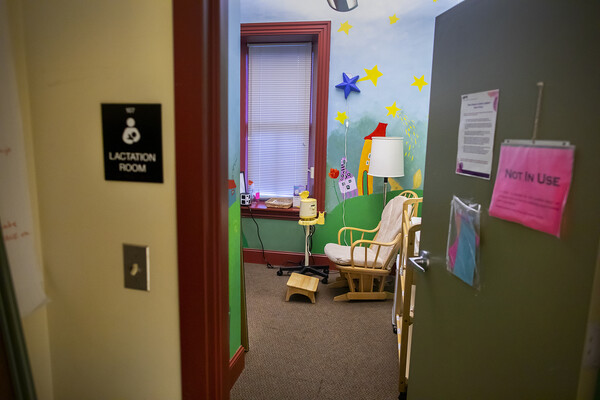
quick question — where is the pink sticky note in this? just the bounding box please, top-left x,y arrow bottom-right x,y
489,145 -> 574,237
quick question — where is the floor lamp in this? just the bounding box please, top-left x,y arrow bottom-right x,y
368,136 -> 404,207
369,137 -> 405,340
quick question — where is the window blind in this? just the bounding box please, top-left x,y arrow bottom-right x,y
247,43 -> 312,198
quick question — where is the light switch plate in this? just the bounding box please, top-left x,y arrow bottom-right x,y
123,244 -> 149,291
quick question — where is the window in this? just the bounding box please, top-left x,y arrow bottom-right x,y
247,43 -> 312,198
241,22 -> 331,220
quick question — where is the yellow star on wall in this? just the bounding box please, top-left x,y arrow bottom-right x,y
338,21 -> 353,35
358,65 -> 383,86
385,101 -> 401,117
335,111 -> 348,124
389,14 -> 399,24
411,75 -> 428,91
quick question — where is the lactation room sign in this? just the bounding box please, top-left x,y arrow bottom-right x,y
456,90 -> 499,179
101,104 -> 163,183
489,143 -> 574,237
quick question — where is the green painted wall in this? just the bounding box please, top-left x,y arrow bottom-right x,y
242,218 -> 305,254
242,189 -> 422,255
228,0 -> 241,359
228,201 -> 241,358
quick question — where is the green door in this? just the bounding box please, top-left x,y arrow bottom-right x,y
407,1 -> 600,399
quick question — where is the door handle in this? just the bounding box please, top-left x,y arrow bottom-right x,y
408,250 -> 430,272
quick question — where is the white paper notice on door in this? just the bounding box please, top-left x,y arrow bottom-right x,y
455,90 -> 499,180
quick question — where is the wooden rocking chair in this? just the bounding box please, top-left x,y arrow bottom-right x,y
324,194 -> 408,301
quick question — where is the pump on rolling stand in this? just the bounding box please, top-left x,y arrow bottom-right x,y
277,191 -> 329,283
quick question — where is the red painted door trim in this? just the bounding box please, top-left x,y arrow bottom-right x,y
173,0 -> 230,399
228,346 -> 246,391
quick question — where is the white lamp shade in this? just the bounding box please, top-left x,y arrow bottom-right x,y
368,137 -> 404,177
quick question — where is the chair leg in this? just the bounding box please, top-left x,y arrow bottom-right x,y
343,292 -> 393,301
334,270 -> 394,301
346,274 -> 356,293
334,293 -> 350,301
328,276 -> 349,288
359,275 -> 375,292
377,276 -> 386,292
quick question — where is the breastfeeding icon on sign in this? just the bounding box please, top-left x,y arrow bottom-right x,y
122,117 -> 141,145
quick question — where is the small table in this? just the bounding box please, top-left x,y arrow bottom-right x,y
286,272 -> 319,304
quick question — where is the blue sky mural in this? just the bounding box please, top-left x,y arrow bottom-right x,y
241,0 -> 462,211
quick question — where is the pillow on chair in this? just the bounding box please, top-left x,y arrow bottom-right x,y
324,244 -> 385,268
374,195 -> 406,244
324,195 -> 407,270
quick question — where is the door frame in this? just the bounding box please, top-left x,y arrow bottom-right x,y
0,225 -> 37,399
173,0 -> 231,398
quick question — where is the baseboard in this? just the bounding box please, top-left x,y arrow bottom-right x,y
229,345 -> 245,390
242,248 -> 333,269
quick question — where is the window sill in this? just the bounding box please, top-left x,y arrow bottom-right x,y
241,201 -> 300,221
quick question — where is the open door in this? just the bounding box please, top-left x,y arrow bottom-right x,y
407,1 -> 600,399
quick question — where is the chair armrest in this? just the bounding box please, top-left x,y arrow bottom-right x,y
349,235 -> 402,268
337,224 -> 381,245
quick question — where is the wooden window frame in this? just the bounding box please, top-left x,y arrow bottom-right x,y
240,21 -> 331,220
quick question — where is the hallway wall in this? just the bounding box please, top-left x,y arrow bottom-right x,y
16,0 -> 181,398
6,0 -> 53,398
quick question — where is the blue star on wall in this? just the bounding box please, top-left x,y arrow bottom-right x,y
335,73 -> 361,99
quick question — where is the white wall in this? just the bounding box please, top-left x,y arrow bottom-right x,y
16,0 -> 181,398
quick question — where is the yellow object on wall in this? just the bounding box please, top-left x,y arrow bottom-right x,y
357,122 -> 387,196
389,178 -> 403,191
413,169 -> 423,189
358,141 -> 373,196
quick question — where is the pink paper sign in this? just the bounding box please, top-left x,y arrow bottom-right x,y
489,145 -> 574,237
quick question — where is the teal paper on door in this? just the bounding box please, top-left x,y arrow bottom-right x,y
446,196 -> 481,289
452,215 -> 477,286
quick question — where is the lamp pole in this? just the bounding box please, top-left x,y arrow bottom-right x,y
383,177 -> 389,207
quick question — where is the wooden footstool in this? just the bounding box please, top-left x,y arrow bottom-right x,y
286,273 -> 319,304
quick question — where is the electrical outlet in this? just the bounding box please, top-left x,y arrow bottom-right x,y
123,244 -> 150,291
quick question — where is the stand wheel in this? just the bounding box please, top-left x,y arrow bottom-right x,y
322,278 -> 328,284
276,270 -> 283,276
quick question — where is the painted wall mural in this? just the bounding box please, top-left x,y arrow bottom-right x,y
242,0 -> 460,208
241,0 -> 461,251
358,122 -> 387,196
338,156 -> 358,199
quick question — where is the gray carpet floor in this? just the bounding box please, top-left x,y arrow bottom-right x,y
230,263 -> 400,400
